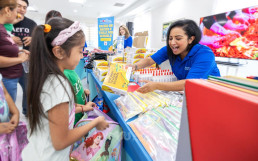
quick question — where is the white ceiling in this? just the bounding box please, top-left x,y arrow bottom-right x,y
27,0 -> 171,22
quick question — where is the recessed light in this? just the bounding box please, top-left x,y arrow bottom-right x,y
69,0 -> 86,4
73,9 -> 78,13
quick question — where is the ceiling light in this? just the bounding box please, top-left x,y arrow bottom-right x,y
114,3 -> 125,7
73,9 -> 78,13
69,0 -> 86,4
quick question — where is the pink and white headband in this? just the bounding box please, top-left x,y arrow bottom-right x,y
51,21 -> 82,46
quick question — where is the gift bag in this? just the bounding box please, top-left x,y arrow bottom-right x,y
70,108 -> 123,161
0,121 -> 28,161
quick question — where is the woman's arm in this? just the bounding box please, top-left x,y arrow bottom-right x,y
0,52 -> 29,68
137,80 -> 186,93
48,103 -> 109,151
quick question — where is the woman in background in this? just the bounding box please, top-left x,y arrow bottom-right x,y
0,0 -> 29,104
118,25 -> 133,49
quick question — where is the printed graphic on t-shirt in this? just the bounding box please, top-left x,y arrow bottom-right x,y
13,27 -> 30,37
74,79 -> 82,95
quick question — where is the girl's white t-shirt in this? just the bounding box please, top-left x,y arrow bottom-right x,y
22,75 -> 75,161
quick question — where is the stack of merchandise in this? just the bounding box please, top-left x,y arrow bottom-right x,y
93,60 -> 109,82
208,75 -> 258,95
131,68 -> 176,86
114,90 -> 183,121
114,91 -> 183,161
126,48 -> 157,67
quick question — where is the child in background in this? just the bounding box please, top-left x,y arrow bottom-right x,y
0,73 -> 28,161
22,17 -> 109,161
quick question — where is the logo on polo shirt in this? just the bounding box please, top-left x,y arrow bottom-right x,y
185,67 -> 191,70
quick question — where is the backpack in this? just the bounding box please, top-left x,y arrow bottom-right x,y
70,108 -> 123,161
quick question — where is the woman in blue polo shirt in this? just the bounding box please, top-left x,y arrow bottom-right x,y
119,25 -> 133,48
132,19 -> 220,93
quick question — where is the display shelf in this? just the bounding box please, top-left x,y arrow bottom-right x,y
87,69 -> 152,161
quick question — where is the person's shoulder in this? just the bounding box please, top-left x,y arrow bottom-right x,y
25,17 -> 37,25
0,24 -> 5,32
194,44 -> 215,59
44,74 -> 68,88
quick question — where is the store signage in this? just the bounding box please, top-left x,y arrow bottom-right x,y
98,16 -> 114,50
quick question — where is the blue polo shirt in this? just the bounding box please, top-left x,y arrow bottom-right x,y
151,44 -> 220,80
124,36 -> 133,48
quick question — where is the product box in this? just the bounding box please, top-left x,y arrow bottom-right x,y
145,52 -> 154,58
133,53 -> 145,59
96,66 -> 109,77
97,75 -> 106,82
108,55 -> 126,63
102,63 -> 132,95
93,60 -> 108,68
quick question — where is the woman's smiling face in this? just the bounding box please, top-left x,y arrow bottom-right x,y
168,27 -> 194,59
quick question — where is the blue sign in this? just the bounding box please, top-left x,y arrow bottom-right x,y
98,16 -> 114,50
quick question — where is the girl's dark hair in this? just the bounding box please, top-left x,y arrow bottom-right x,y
0,0 -> 17,10
45,10 -> 62,23
166,19 -> 202,65
27,17 -> 85,135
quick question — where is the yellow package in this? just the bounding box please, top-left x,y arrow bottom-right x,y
97,75 -> 106,82
93,60 -> 108,68
132,59 -> 141,64
96,66 -> 109,76
136,48 -> 147,53
108,55 -> 126,63
133,53 -> 145,59
101,63 -> 132,95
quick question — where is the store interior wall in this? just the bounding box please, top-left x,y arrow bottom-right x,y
26,0 -> 258,77
125,0 -> 258,77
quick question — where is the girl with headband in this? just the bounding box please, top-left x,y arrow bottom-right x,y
22,17 -> 109,160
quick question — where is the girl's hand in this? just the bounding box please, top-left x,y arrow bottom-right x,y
10,113 -> 19,127
137,81 -> 158,93
0,122 -> 16,134
96,116 -> 109,131
84,89 -> 90,96
83,102 -> 96,112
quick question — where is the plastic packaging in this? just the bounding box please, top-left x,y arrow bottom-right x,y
129,112 -> 177,161
116,36 -> 124,55
114,94 -> 144,121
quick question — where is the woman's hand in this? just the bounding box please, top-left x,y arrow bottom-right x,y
18,52 -> 29,63
95,116 -> 109,131
137,80 -> 158,93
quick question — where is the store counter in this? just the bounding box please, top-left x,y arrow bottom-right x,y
87,69 -> 152,161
